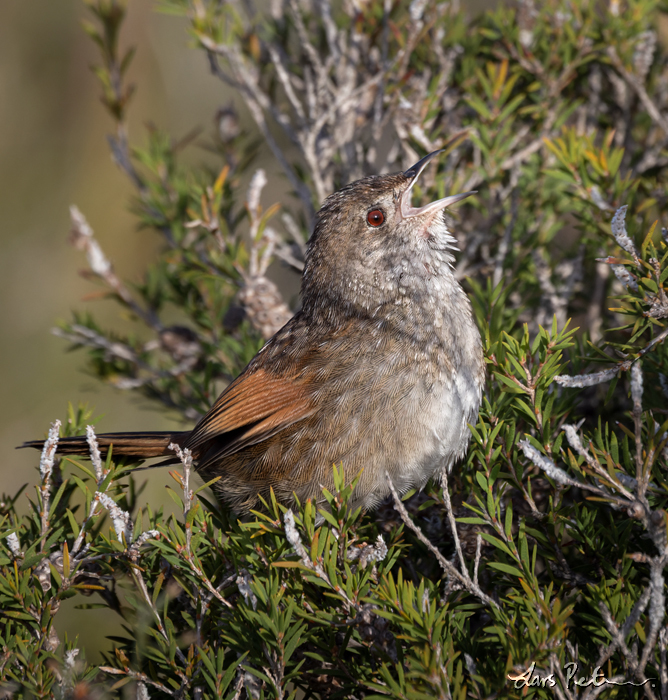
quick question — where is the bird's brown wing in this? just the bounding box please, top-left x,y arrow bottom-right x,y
183,365 -> 315,463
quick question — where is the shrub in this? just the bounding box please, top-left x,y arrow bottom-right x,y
2,0 -> 668,697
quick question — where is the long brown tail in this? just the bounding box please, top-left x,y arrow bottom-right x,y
19,431 -> 189,461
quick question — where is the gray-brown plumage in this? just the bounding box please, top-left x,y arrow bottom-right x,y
22,150 -> 484,513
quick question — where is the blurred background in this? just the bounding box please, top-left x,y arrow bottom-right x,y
0,0 -> 247,656
2,0 -> 240,500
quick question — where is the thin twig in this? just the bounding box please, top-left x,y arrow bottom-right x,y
100,666 -> 177,697
169,443 -> 234,610
131,565 -> 188,666
598,597 -> 659,699
631,363 -> 647,499
473,534 -> 482,587
204,47 -> 316,222
384,471 -> 498,609
608,46 -> 668,136
519,439 -> 632,509
440,466 -> 468,575
562,424 -> 635,500
69,206 -> 161,330
170,443 -> 194,553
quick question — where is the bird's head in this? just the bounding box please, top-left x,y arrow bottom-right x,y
302,150 -> 476,319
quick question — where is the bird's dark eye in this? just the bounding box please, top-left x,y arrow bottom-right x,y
366,209 -> 385,227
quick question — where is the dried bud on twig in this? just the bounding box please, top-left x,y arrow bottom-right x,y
236,570 -> 258,610
554,367 -> 618,387
86,425 -> 104,483
5,532 -> 21,558
346,535 -> 388,570
215,104 -> 240,143
611,264 -> 639,291
236,169 -> 294,339
284,510 -> 310,565
68,206 -> 159,329
517,0 -> 537,49
34,550 -> 65,593
69,205 -> 111,276
237,277 -> 292,340
39,420 -> 61,539
137,682 -> 150,700
519,439 -> 573,486
159,326 -> 202,370
631,362 -> 643,414
633,31 -> 657,83
40,420 -> 61,485
589,185 -> 612,211
611,206 -> 639,258
127,530 -> 160,562
246,169 -> 267,221
97,492 -> 133,544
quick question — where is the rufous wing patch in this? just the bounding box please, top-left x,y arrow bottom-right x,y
184,368 -> 314,454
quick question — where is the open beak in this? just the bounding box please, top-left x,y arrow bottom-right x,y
400,149 -> 476,219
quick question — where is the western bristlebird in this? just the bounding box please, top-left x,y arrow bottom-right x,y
22,150 -> 484,513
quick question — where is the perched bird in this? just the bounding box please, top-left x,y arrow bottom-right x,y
22,150 -> 484,513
